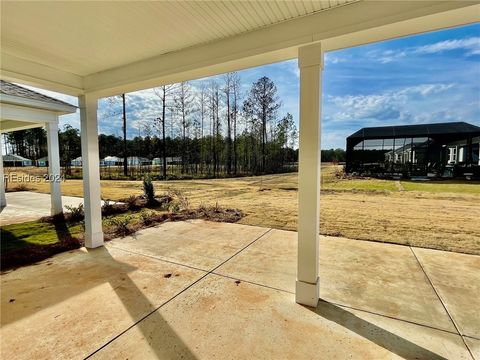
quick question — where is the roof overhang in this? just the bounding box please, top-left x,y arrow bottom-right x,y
0,93 -> 77,133
1,1 -> 478,98
0,93 -> 77,115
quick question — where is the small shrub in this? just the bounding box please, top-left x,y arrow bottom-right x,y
65,203 -> 84,222
140,209 -> 156,226
156,194 -> 173,209
108,215 -> 134,237
168,189 -> 190,212
197,202 -> 208,214
123,195 -> 140,210
143,174 -> 155,204
101,199 -> 115,215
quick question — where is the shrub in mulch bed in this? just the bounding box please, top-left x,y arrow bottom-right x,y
3,189 -> 244,271
141,206 -> 244,226
102,205 -> 244,241
192,204 -> 244,223
121,194 -> 172,210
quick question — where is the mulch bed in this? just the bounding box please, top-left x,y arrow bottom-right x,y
1,194 -> 243,272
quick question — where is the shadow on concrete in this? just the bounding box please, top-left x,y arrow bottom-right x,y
309,299 -> 447,360
0,217 -> 81,271
86,247 -> 197,359
1,245 -> 198,359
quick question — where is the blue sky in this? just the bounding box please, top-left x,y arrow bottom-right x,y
25,23 -> 479,149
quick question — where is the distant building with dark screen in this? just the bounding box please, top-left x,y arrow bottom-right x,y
345,122 -> 480,179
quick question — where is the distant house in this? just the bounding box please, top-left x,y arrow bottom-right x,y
127,156 -> 151,166
3,154 -> 33,167
36,156 -> 48,167
102,156 -> 123,166
346,122 -> 480,178
70,157 -> 82,167
152,157 -> 181,166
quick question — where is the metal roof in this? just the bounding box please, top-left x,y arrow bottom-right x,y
3,154 -> 32,162
347,122 -> 480,140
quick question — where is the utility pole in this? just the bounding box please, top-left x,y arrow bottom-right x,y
122,94 -> 128,177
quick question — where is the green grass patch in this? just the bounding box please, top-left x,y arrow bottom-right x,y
1,221 -> 83,253
400,180 -> 480,195
324,179 -> 397,192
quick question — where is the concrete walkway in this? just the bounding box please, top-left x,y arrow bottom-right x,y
1,191 -> 104,225
1,220 -> 478,359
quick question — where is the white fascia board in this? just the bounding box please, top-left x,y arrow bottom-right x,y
321,2 -> 480,52
0,94 -> 77,115
0,121 -> 45,134
84,1 -> 478,97
0,53 -> 84,96
86,46 -> 299,98
0,103 -> 58,123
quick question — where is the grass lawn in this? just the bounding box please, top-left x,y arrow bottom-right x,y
3,164 -> 480,256
1,221 -> 83,252
400,180 -> 480,194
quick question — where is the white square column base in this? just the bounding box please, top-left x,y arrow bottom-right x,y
85,232 -> 104,248
295,277 -> 319,307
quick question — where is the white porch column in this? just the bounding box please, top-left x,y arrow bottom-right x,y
46,122 -> 63,215
0,136 -> 6,208
296,42 -> 323,307
79,94 -> 104,248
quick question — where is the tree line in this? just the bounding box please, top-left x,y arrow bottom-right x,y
3,74 -> 346,179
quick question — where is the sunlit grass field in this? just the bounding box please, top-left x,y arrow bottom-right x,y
3,164 -> 480,255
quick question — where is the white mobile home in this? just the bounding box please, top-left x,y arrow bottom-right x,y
103,156 -> 123,166
127,156 -> 151,166
3,154 -> 32,167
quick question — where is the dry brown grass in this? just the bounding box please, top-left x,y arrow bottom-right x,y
5,165 -> 480,255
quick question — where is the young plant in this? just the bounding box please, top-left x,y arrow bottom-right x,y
108,215 -> 134,237
65,203 -> 84,222
124,195 -> 140,210
101,199 -> 115,216
140,209 -> 156,226
168,189 -> 190,212
143,174 -> 155,205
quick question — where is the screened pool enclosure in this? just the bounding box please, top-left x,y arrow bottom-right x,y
345,122 -> 480,178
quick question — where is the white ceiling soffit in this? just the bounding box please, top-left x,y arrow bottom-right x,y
1,0 -> 356,77
1,1 -> 478,97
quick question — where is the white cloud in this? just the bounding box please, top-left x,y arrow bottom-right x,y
369,36 -> 480,63
324,53 -> 348,65
414,37 -> 480,56
325,83 -> 456,124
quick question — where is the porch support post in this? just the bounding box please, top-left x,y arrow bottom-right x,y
79,94 -> 104,248
0,136 -> 6,208
296,42 -> 323,307
46,121 -> 63,215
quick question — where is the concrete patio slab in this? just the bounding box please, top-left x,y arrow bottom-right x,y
0,246 -> 205,360
108,219 -> 270,271
413,247 -> 480,339
1,191 -> 103,225
1,220 -> 477,359
465,337 -> 480,360
91,274 -> 471,360
215,228 -> 457,333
